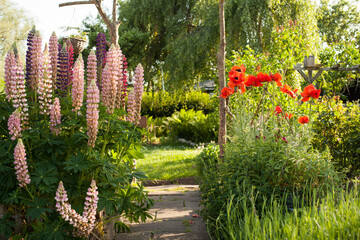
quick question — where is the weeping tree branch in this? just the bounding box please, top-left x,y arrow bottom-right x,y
59,0 -> 120,46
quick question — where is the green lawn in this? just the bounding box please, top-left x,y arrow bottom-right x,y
137,143 -> 202,180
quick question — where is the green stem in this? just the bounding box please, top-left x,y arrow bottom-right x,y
101,117 -> 112,156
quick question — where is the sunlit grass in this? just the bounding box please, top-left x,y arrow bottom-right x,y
137,143 -> 202,180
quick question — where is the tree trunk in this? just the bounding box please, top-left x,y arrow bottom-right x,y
218,0 -> 226,160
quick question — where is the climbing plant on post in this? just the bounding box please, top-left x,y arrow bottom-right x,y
218,0 -> 226,160
59,0 -> 120,46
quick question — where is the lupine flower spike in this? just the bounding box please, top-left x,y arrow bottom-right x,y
56,44 -> 70,96
50,98 -> 61,135
4,50 -> 16,101
14,139 -> 31,187
72,55 -> 85,113
29,31 -> 43,91
86,79 -> 100,147
133,63 -> 144,124
49,32 -> 59,90
8,108 -> 22,140
38,44 -> 53,115
25,26 -> 36,87
86,50 -> 97,86
127,89 -> 136,123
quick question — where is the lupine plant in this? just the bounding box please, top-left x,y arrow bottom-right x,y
0,30 -> 152,239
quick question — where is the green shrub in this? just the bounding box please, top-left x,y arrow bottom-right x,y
141,90 -> 216,118
167,109 -> 218,143
195,143 -> 219,178
312,97 -> 360,177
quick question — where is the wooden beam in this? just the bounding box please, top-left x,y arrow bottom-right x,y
59,1 -> 94,7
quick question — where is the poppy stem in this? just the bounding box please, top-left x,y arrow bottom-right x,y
250,91 -> 264,127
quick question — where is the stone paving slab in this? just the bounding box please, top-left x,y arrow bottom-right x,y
115,185 -> 210,240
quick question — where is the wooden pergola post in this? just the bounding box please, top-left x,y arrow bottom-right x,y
218,0 -> 226,160
59,0 -> 120,46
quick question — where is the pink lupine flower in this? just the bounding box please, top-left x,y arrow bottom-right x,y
126,89 -> 136,123
13,139 -> 31,187
55,181 -> 98,237
50,98 -> 61,135
86,80 -> 100,148
86,50 -> 97,86
49,32 -> 58,90
101,44 -> 121,114
116,54 -> 127,110
133,64 -> 144,124
4,50 -> 16,101
66,39 -> 74,86
29,31 -> 43,91
82,180 -> 98,235
11,55 -> 29,128
38,44 -> 53,115
72,55 -> 85,113
8,108 -> 22,141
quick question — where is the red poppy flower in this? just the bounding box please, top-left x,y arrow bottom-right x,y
285,113 -> 293,119
298,116 -> 309,124
270,73 -> 282,87
301,84 -> 321,102
274,106 -> 282,115
229,71 -> 246,86
280,84 -> 298,98
245,75 -> 262,87
219,87 -> 235,99
257,72 -> 272,83
228,65 -> 246,77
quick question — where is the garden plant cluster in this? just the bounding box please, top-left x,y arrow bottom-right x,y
0,29 -> 153,239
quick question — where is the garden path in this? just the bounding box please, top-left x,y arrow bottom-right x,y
115,185 -> 210,240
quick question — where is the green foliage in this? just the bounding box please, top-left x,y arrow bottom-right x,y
318,41 -> 360,97
167,109 -> 218,143
317,0 -> 360,46
312,98 -> 360,177
0,93 -> 153,239
141,90 -> 215,118
211,187 -> 360,239
195,143 -> 219,179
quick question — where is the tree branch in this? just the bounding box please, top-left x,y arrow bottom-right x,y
93,0 -> 112,30
59,1 -> 94,7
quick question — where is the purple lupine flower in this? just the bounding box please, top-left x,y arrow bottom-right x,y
126,89 -> 136,123
86,50 -> 97,86
4,50 -> 16,101
56,44 -> 70,96
8,108 -> 22,141
86,80 -> 100,148
50,98 -> 61,135
29,31 -> 43,91
72,55 -> 85,113
38,44 -> 53,115
49,32 -> 59,90
96,32 -> 107,89
25,27 -> 35,87
101,45 -> 120,114
14,139 -> 31,187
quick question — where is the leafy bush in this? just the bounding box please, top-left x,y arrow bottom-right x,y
312,97 -> 360,177
195,143 -> 219,178
141,90 -> 215,118
167,109 -> 218,143
0,92 -> 153,239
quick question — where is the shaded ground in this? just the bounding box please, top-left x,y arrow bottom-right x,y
116,185 -> 210,240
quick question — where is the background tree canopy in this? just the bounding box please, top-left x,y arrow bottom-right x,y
80,0 -> 360,91
0,0 -> 33,81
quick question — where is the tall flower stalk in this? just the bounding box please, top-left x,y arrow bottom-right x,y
96,32 -> 107,88
66,39 -> 75,86
8,108 -> 22,141
55,180 -> 98,237
126,89 -> 136,123
49,32 -> 59,90
86,80 -> 100,148
25,26 -> 35,87
29,31 -> 43,91
50,98 -> 61,135
56,44 -> 70,96
14,139 -> 31,187
72,55 -> 85,113
86,50 -> 97,86
4,49 -> 16,101
116,54 -> 127,110
133,64 -> 144,124
38,44 -> 53,115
